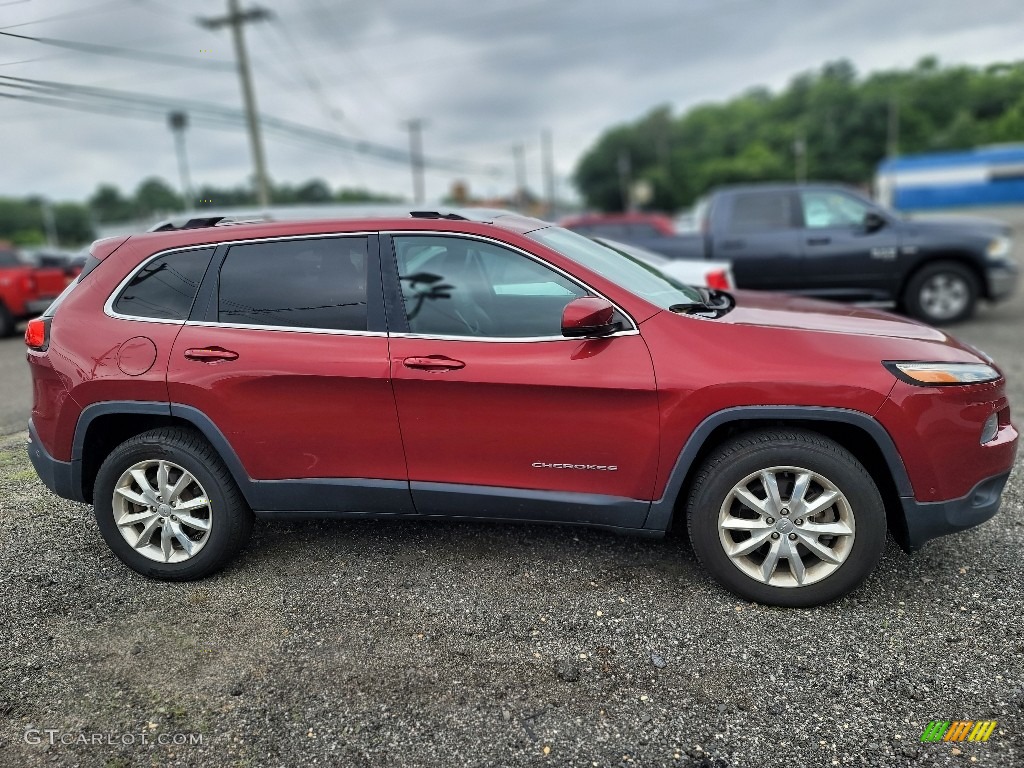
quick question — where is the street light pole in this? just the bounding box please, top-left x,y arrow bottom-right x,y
168,111 -> 194,208
199,0 -> 272,207
402,119 -> 427,204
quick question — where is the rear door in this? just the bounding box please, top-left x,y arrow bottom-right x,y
167,234 -> 412,514
797,189 -> 901,301
710,190 -> 803,289
385,233 -> 660,528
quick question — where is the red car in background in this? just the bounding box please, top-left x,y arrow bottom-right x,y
24,211 -> 1018,606
0,241 -> 72,336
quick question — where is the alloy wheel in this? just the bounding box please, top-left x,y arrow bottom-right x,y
718,465 -> 856,587
111,459 -> 213,563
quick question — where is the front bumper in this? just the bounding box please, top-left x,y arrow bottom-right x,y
27,418 -> 82,502
986,262 -> 1019,301
899,470 -> 1010,552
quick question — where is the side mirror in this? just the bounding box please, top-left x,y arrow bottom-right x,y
561,297 -> 621,338
863,211 -> 887,233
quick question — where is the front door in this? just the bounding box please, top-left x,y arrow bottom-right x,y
797,189 -> 901,301
385,233 -> 661,528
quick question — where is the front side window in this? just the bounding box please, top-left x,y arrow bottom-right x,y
393,235 -> 587,338
801,191 -> 871,229
113,247 -> 214,320
218,237 -> 368,331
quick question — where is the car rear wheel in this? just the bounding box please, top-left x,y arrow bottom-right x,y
903,261 -> 979,325
686,429 -> 886,607
94,427 -> 253,580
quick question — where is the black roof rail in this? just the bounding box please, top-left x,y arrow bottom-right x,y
409,211 -> 468,220
150,216 -> 228,232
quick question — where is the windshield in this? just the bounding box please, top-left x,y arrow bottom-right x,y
529,227 -> 704,308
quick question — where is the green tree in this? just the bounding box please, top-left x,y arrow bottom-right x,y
134,177 -> 183,216
574,57 -> 1024,211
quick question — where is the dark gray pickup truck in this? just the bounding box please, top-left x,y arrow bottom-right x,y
564,183 -> 1019,324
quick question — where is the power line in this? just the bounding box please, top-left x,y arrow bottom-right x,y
0,74 -> 505,177
0,29 -> 235,71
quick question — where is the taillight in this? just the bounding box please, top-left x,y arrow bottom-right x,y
706,269 -> 731,291
25,317 -> 49,351
22,274 -> 37,294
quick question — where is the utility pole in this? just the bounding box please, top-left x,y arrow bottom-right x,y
512,143 -> 527,212
541,129 -> 556,220
793,132 -> 807,184
887,94 -> 901,158
199,0 -> 272,207
168,111 -> 194,208
40,200 -> 58,249
402,119 -> 427,204
617,150 -> 632,212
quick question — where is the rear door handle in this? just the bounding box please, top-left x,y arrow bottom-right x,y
184,346 -> 239,362
720,239 -> 746,249
807,237 -> 831,245
403,355 -> 465,372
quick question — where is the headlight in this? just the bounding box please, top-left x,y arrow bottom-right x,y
987,236 -> 1013,260
883,361 -> 1001,385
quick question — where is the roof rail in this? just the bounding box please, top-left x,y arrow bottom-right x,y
409,211 -> 468,220
148,216 -> 267,232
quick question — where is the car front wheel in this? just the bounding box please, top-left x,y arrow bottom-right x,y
903,261 -> 979,325
94,427 -> 253,580
686,429 -> 886,607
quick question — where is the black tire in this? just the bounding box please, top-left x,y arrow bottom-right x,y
93,427 -> 253,580
902,260 -> 979,325
0,304 -> 15,338
686,429 -> 886,607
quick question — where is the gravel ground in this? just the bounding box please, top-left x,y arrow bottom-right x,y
2,212 -> 1024,768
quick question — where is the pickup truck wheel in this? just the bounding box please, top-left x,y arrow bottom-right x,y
686,429 -> 886,607
0,304 -> 15,337
903,261 -> 979,324
93,427 -> 253,581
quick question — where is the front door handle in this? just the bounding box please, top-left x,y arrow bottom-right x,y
403,355 -> 465,372
807,237 -> 831,245
720,239 -> 746,249
184,346 -> 239,362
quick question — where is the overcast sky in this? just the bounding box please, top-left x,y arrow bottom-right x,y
2,0 -> 1023,206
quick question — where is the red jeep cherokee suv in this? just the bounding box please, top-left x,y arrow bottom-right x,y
25,212 -> 1018,606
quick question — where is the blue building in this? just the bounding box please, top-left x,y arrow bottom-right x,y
876,144 -> 1024,211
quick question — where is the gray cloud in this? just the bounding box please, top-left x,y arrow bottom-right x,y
1,0 -> 1022,205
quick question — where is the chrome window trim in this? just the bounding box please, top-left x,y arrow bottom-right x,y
184,320 -> 386,337
387,328 -> 640,343
384,230 -> 640,337
104,229 -> 642,342
104,233 -> 377,326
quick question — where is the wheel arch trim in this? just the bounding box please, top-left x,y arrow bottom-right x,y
71,401 -> 257,506
643,405 -> 913,531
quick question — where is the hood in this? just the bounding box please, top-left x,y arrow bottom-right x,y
905,213 -> 1011,238
718,290 -> 982,359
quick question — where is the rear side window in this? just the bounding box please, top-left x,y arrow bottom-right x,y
217,237 -> 368,331
113,247 -> 214,320
726,192 -> 796,233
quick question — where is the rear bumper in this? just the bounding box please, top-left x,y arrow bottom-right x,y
899,470 -> 1010,552
27,418 -> 83,502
